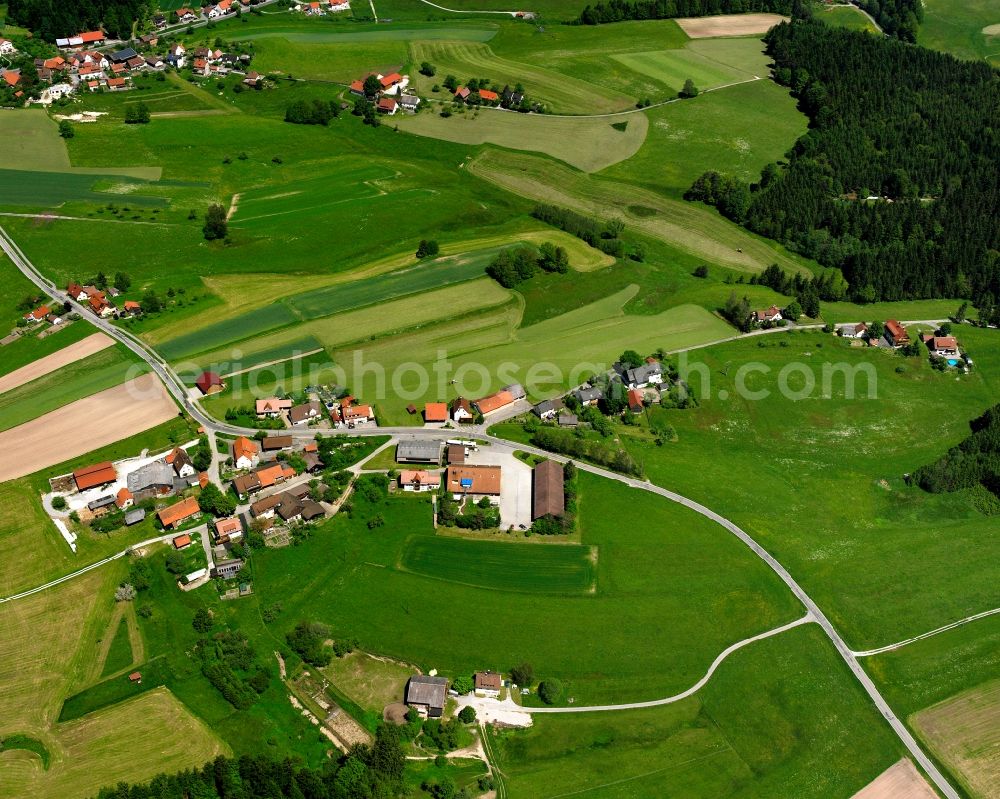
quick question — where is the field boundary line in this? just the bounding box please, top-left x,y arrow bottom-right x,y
853,606 -> 1000,657
412,0 -> 520,15
219,347 -> 324,378
544,749 -> 728,798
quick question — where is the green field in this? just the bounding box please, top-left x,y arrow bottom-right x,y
250,472 -> 802,704
611,37 -> 766,94
0,345 -> 146,432
408,40 -> 635,114
493,625 -> 905,798
919,0 -> 1000,66
816,3 -> 880,33
99,618 -> 135,678
397,106 -> 649,172
603,78 -> 807,193
399,535 -> 596,593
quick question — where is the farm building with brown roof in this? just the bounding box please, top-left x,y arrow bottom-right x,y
73,461 -> 117,491
532,460 -> 564,520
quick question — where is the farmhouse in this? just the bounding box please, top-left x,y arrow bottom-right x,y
424,402 -> 448,423
446,464 -> 501,501
73,461 -> 117,491
753,305 -> 782,324
256,397 -> 292,417
884,320 -> 909,348
123,300 -> 142,315
405,675 -> 448,718
627,388 -> 645,414
533,398 -> 563,420
303,452 -> 324,472
380,72 -> 402,90
195,371 -> 224,395
349,79 -> 365,97
451,397 -> 474,423
840,322 -> 868,339
23,304 -> 50,323
474,390 -> 514,416
158,496 -> 200,529
474,671 -> 502,697
232,463 -> 295,498
399,94 -> 420,113
261,435 -> 293,452
340,403 -> 374,425
532,459 -> 565,520
572,386 -> 602,406
232,436 -> 259,470
127,461 -> 174,497
454,86 -> 471,101
377,97 -> 398,115
167,447 -> 196,478
396,439 -> 442,464
398,470 -> 441,492
214,517 -> 243,543
250,494 -> 282,519
115,487 -> 134,509
0,38 -> 16,56
622,360 -> 662,388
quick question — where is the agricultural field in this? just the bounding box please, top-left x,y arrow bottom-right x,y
252,474 -> 803,704
912,680 -> 1000,798
320,652 -> 417,714
0,332 -> 114,394
491,625 -> 904,798
396,108 -> 649,172
674,12 -> 787,38
399,535 -> 596,593
919,0 -> 1000,66
0,344 -> 146,432
611,37 -> 766,95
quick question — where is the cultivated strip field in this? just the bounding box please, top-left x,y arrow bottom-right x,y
850,759 -> 937,799
675,12 -> 788,38
0,373 -> 177,482
913,679 -> 1000,798
0,332 -> 113,394
397,109 -> 649,172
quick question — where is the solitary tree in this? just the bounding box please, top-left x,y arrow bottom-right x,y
510,662 -> 534,686
458,706 -> 477,723
419,61 -> 436,77
680,78 -> 699,98
363,74 -> 381,97
538,678 -> 563,705
58,120 -> 74,138
115,583 -> 136,602
114,272 -> 131,292
192,607 -> 213,632
203,204 -> 228,241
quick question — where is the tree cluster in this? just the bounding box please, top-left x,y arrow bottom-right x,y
94,731 -> 406,799
749,263 -> 849,317
853,0 -> 922,41
124,103 -> 150,124
531,427 -> 641,476
687,20 -> 999,305
198,629 -> 271,710
286,620 -> 334,666
284,99 -> 340,126
531,203 -> 626,257
577,0 -> 790,25
198,483 -> 237,517
203,203 -> 228,241
909,404 -> 1000,497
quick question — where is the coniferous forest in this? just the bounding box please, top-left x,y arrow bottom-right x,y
6,0 -> 153,41
686,19 -> 1000,307
577,0 -> 791,25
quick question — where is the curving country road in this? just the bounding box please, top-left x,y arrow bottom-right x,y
0,224 -> 961,798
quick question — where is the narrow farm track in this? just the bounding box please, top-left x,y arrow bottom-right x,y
0,224 -> 963,798
853,605 -> 1000,657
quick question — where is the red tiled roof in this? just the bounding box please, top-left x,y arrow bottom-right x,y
79,31 -> 105,42
885,319 -> 908,343
475,390 -> 513,415
215,517 -> 242,536
116,487 -> 133,507
478,89 -> 498,101
73,461 -> 117,490
446,464 -> 501,495
195,371 -> 223,393
159,497 -> 200,528
424,402 -> 448,422
233,435 -> 258,463
172,533 -> 192,548
380,72 -> 401,87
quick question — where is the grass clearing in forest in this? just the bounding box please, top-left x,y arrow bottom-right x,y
817,4 -> 880,33
919,0 -> 1000,66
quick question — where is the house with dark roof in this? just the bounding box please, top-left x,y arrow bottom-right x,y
127,461 -> 174,497
396,439 -> 442,463
451,397 -> 474,423
572,386 -> 602,406
289,401 -> 322,426
405,675 -> 448,717
621,360 -> 662,389
532,398 -> 563,420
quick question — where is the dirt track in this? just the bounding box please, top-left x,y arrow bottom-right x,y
676,13 -> 787,37
0,332 -> 114,394
850,759 -> 937,799
0,372 -> 178,482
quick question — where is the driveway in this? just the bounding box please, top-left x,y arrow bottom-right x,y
464,447 -> 532,529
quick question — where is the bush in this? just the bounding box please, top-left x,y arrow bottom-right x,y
51,495 -> 67,510
451,675 -> 473,695
538,678 -> 562,704
286,620 -> 333,666
458,705 -> 477,723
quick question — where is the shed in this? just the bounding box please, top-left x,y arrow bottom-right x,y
532,459 -> 564,520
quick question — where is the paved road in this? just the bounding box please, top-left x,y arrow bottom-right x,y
0,224 -> 961,797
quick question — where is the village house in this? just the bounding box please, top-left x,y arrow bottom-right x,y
884,320 -> 909,348
621,359 -> 662,388
214,516 -> 243,543
474,671 -> 502,698
123,300 -> 142,315
377,97 -> 397,115
232,436 -> 259,470
23,304 -> 50,323
627,388 -> 645,414
532,460 -> 565,520
398,94 -> 420,113
256,397 -> 292,418
303,451 -> 324,472
173,533 -> 192,549
261,435 -> 293,452
195,371 -> 225,395
930,335 -> 959,358
1,70 -> 21,89
840,322 -> 868,339
349,79 -> 366,97
340,402 -> 374,426
753,305 -> 783,325
451,397 -> 474,423
454,86 -> 471,102
72,461 -> 117,492
158,496 -> 201,529
289,401 -> 322,426
250,494 -> 282,519
115,487 -> 134,509
167,447 -> 196,478
396,439 -> 442,464
446,464 -> 501,502
532,398 -> 563,420
398,470 -> 441,492
0,38 -> 17,56
212,559 -> 245,579
243,71 -> 262,87
405,675 -> 448,718
572,385 -> 602,407
232,463 -> 296,498
176,8 -> 198,23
